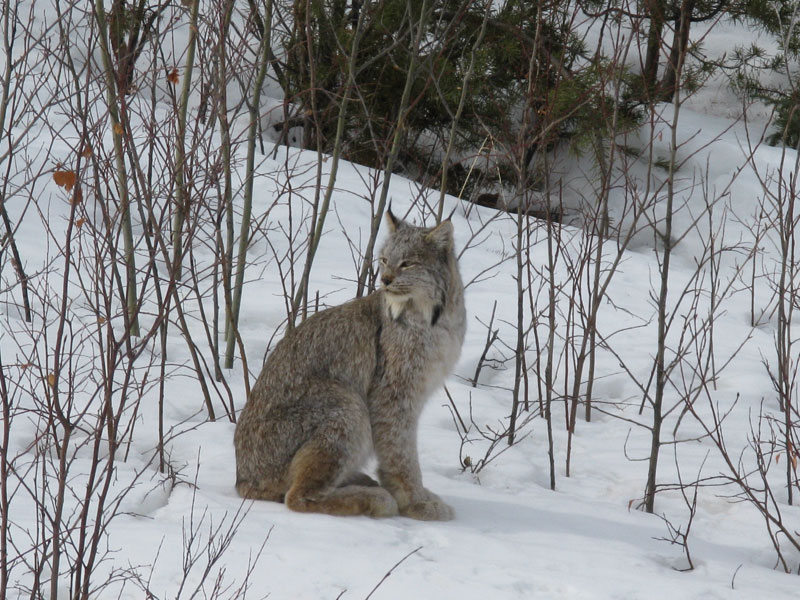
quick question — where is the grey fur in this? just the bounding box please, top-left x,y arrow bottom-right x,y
234,211 -> 466,520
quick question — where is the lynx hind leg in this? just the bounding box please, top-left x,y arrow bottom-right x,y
285,446 -> 398,517
284,402 -> 398,518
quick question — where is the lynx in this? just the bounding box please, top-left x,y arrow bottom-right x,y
234,210 -> 466,520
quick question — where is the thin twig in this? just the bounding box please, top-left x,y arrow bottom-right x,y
364,546 -> 423,600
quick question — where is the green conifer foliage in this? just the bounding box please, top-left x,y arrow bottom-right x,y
279,0 -> 635,194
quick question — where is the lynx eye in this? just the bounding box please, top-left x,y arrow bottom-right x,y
399,260 -> 416,270
379,256 -> 388,266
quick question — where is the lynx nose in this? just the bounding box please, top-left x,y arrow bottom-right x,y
381,275 -> 394,287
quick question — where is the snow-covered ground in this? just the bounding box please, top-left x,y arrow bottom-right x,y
3,8 -> 800,600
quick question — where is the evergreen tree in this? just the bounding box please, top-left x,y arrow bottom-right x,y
277,0 -> 635,197
731,0 -> 800,147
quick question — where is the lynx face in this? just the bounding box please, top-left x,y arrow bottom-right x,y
378,212 -> 452,323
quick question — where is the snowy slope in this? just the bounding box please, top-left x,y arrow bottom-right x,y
27,128 -> 800,599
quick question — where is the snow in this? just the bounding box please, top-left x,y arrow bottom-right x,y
3,8 -> 800,600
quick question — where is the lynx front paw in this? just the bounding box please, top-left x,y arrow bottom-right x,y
401,491 -> 454,521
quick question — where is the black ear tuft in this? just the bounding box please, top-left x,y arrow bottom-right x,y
385,204 -> 402,233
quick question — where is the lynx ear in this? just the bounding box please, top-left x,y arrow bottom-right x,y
426,220 -> 454,249
385,205 -> 403,233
